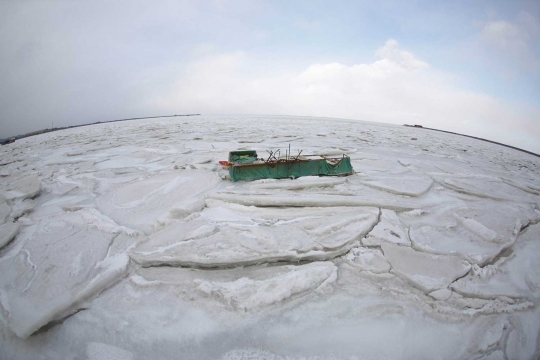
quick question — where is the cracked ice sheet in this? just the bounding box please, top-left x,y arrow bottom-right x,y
131,205 -> 379,267
363,209 -> 410,246
432,174 -> 538,202
451,223 -> 540,301
1,116 -> 540,359
9,266 -> 517,360
408,202 -> 539,266
344,248 -> 391,274
0,212 -> 130,338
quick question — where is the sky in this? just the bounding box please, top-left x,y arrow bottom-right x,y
1,0 -> 539,152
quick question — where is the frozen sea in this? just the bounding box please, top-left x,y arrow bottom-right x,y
0,115 -> 539,360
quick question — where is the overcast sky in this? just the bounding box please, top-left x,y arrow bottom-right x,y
1,0 -> 539,152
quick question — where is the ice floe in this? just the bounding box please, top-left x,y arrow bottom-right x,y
450,223 -> 540,301
96,170 -> 219,233
0,212 -> 129,338
381,243 -> 471,292
131,206 -> 379,267
409,202 -> 538,266
195,262 -> 337,310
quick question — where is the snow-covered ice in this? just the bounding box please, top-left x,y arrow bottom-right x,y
0,115 -> 539,359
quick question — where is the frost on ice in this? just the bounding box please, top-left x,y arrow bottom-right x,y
0,115 -> 539,359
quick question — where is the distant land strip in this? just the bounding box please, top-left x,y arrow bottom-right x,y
403,124 -> 539,158
1,114 -> 201,145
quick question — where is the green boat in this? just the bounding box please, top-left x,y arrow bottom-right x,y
226,150 -> 354,182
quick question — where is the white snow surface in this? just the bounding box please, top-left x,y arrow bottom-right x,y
0,115 -> 539,360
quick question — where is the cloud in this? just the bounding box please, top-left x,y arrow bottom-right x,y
477,11 -> 540,74
154,39 -> 540,153
375,39 -> 429,70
